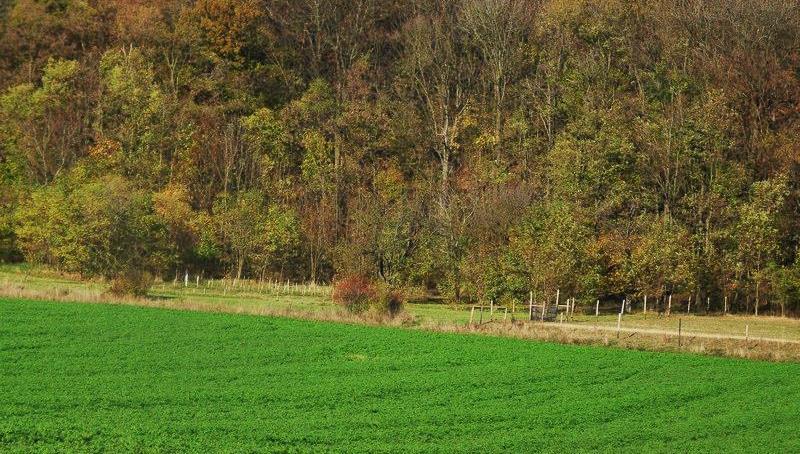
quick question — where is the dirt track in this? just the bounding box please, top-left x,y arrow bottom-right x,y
556,321 -> 800,344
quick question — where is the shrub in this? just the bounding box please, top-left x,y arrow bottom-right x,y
332,275 -> 377,313
375,286 -> 405,318
108,270 -> 154,297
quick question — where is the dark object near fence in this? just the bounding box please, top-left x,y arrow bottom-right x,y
530,303 -> 558,322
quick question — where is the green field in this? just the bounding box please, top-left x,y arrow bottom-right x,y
2,298 -> 799,452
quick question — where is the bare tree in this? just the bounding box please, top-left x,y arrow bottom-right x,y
404,0 -> 479,197
460,0 -> 535,160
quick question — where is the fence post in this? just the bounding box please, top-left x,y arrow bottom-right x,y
678,318 -> 682,348
595,300 -> 599,318
724,296 -> 728,314
616,313 -> 622,338
541,299 -> 546,322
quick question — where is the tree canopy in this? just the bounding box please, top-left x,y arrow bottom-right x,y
1,0 -> 800,314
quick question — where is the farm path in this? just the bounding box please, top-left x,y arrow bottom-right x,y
556,321 -> 800,344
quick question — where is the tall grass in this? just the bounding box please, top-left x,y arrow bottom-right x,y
0,280 -> 410,327
152,276 -> 333,298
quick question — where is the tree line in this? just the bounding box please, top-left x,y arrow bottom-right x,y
1,0 -> 799,314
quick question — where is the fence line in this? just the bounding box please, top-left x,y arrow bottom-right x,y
555,321 -> 800,345
160,276 -> 333,298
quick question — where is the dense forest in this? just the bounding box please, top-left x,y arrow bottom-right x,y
1,0 -> 799,314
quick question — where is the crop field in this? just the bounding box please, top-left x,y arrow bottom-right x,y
2,297 -> 800,452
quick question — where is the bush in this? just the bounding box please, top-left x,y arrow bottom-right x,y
333,275 -> 406,318
332,275 -> 377,313
108,270 -> 154,297
375,286 -> 405,318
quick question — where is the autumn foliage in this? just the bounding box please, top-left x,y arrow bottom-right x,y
332,275 -> 377,314
2,1 -> 800,312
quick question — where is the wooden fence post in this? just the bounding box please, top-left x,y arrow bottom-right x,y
616,313 -> 622,338
595,300 -> 599,318
541,299 -> 546,322
687,295 -> 691,314
469,306 -> 475,326
724,296 -> 728,314
541,297 -> 547,322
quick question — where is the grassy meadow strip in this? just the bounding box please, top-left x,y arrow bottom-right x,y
4,283 -> 800,363
2,264 -> 800,361
2,297 -> 800,452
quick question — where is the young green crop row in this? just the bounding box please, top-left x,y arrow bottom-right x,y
1,298 -> 798,452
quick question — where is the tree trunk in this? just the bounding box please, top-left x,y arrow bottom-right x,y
440,144 -> 450,198
755,280 -> 760,316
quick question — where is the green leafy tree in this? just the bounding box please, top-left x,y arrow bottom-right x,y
0,58 -> 87,184
15,172 -> 170,294
735,177 -> 789,315
96,48 -> 190,187
212,191 -> 300,280
508,201 -> 600,305
626,216 -> 695,302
